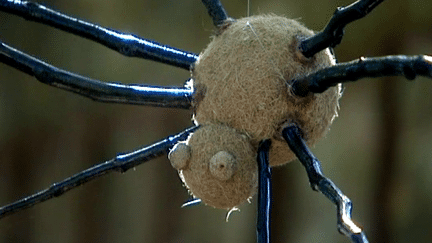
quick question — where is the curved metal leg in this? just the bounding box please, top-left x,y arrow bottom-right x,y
201,0 -> 230,27
257,139 -> 272,243
0,1 -> 198,69
300,0 -> 385,57
0,126 -> 198,219
0,41 -> 193,108
292,55 -> 432,97
282,125 -> 368,243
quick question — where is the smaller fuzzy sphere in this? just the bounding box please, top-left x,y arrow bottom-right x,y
169,124 -> 257,209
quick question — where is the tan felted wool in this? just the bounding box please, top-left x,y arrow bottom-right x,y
169,124 -> 257,209
192,15 -> 341,167
169,15 -> 341,209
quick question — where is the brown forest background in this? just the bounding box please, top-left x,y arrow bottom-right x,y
1,0 -> 432,242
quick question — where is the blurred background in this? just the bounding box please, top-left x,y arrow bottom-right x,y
0,0 -> 432,242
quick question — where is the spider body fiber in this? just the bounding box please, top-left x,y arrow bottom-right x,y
169,15 -> 340,209
2,0 -> 432,242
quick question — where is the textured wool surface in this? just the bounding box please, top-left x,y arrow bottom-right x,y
170,15 -> 341,209
192,15 -> 341,166
168,143 -> 191,170
169,124 -> 257,209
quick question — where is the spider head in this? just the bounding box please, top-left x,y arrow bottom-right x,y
168,124 -> 257,209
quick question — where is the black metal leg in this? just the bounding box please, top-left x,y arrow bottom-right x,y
0,126 -> 198,219
292,55 -> 432,97
300,0 -> 385,58
0,41 -> 193,109
257,139 -> 272,243
282,125 -> 368,243
201,0 -> 230,27
0,1 -> 197,69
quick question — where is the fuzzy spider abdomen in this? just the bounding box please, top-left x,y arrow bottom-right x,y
192,15 -> 341,166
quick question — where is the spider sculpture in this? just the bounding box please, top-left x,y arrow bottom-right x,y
1,0 -> 432,242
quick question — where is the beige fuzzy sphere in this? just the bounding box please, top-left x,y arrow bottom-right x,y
169,15 -> 341,209
169,124 -> 257,209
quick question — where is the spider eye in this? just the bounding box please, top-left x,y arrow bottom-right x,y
168,143 -> 191,170
209,151 -> 237,180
